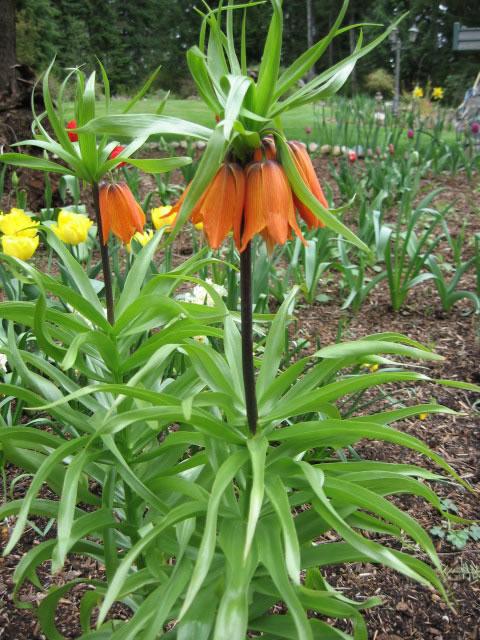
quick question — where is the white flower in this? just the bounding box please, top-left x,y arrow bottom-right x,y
374,112 -> 386,123
185,278 -> 227,306
308,142 -> 319,153
0,353 -> 7,373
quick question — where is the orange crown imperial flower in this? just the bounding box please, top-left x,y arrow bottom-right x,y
171,137 -> 329,252
287,141 -> 328,229
98,182 -> 145,245
242,159 -> 304,253
173,162 -> 245,250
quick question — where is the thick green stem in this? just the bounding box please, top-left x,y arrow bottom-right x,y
92,182 -> 115,325
240,242 -> 258,434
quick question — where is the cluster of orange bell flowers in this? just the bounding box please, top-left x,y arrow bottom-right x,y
98,137 -> 329,253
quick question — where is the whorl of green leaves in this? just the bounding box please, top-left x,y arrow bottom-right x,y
81,0 -> 403,249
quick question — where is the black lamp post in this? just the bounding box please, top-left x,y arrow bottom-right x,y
390,24 -> 420,117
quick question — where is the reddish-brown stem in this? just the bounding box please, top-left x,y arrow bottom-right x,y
92,182 -> 115,325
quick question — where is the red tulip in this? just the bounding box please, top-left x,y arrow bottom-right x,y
66,119 -> 78,142
109,145 -> 127,168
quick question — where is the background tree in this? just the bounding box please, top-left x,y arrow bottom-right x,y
9,0 -> 480,103
0,0 -> 17,99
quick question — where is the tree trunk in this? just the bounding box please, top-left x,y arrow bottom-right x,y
0,0 -> 17,98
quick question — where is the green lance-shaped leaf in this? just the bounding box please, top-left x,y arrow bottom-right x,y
257,522 -> 314,640
250,614 -> 353,640
244,436 -> 268,558
126,156 -> 192,174
115,230 -> 165,317
177,587 -> 218,640
274,0 -> 349,99
52,448 -> 99,572
181,342 -> 238,399
136,561 -> 193,640
315,339 -> 443,362
299,462 -> 440,594
39,579 -> 98,640
122,65 -> 162,113
276,135 -> 369,254
264,371 -> 429,422
265,475 -> 301,584
97,502 -> 203,627
269,418 -> 471,491
3,436 -> 90,556
221,74 -> 253,139
79,114 -> 212,140
301,542 -> 447,598
179,449 -> 249,619
77,70 -> 98,177
223,314 -> 245,402
254,0 -> 283,117
44,228 -> 106,316
256,286 -> 298,402
187,46 -> 223,113
325,477 -> 441,570
0,153 -> 75,175
42,58 -> 77,154
213,520 -> 257,640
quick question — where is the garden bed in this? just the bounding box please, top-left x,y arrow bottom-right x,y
1,162 -> 479,640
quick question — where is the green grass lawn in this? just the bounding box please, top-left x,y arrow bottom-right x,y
67,96 -> 456,152
77,97 -> 318,141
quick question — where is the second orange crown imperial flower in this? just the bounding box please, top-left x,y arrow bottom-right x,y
98,182 -> 145,245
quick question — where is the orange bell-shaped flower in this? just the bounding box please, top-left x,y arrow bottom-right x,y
288,141 -> 328,229
242,160 -> 304,253
98,182 -> 145,245
173,163 -> 245,250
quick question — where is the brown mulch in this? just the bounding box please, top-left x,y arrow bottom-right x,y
0,162 -> 479,639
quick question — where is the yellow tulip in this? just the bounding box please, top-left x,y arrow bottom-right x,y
412,86 -> 424,99
151,205 -> 177,231
126,229 -> 154,253
0,209 -> 39,237
432,86 -> 444,100
2,234 -> 39,260
52,210 -> 93,245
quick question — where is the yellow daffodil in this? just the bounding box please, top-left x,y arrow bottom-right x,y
52,210 -> 93,245
362,362 -> 379,373
432,87 -> 444,101
151,205 -> 177,231
412,86 -> 424,99
2,234 -> 39,260
126,229 -> 154,253
0,209 -> 39,238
